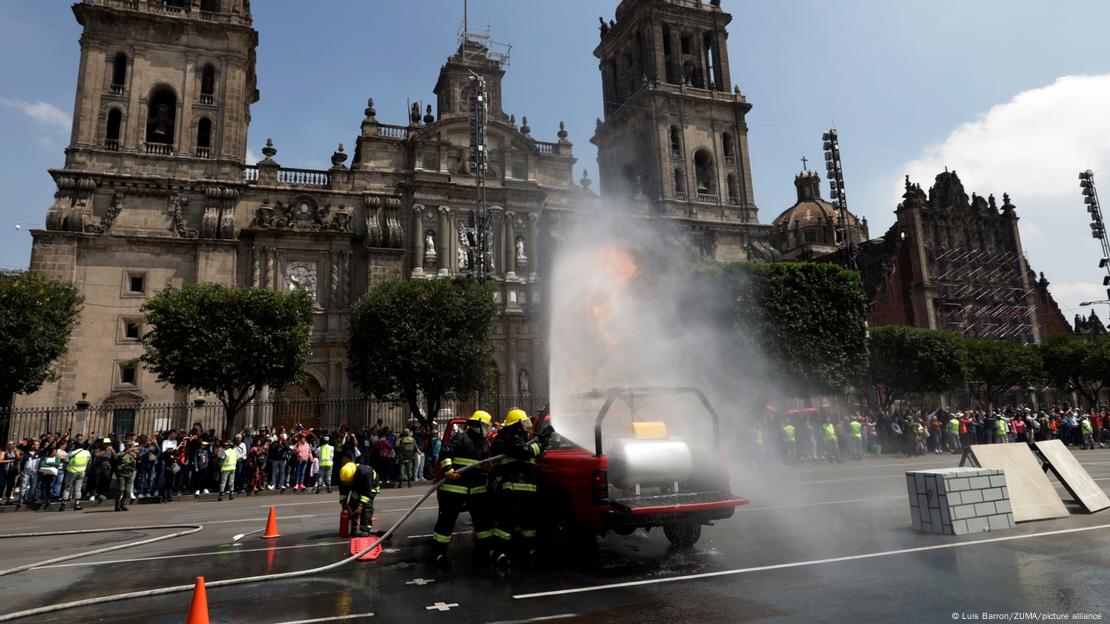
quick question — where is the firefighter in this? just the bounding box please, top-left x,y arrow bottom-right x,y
338,460 -> 380,537
489,408 -> 544,571
432,410 -> 493,570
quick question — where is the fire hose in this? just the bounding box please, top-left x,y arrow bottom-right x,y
0,453 -> 509,622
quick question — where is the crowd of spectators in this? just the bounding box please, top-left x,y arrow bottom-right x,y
0,420 -> 445,511
752,403 -> 1109,464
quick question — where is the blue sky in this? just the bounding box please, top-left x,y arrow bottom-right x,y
2,0 -> 1110,318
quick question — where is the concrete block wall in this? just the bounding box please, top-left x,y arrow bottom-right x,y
906,468 -> 1015,535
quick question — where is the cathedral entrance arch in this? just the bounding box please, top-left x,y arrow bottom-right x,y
274,374 -> 323,430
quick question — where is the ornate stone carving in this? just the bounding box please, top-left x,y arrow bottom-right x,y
46,176 -> 97,233
384,197 -> 404,249
286,261 -> 317,301
169,195 -> 198,239
89,191 -> 123,234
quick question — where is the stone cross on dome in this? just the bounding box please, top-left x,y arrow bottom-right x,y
801,155 -> 809,171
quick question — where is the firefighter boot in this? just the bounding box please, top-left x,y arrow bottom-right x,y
432,542 -> 451,574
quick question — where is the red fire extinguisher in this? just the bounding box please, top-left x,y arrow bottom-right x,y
339,507 -> 350,538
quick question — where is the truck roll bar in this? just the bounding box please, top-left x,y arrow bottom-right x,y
591,386 -> 721,457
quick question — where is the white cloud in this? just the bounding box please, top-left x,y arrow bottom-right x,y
246,148 -> 260,165
897,75 -> 1110,320
0,98 -> 71,133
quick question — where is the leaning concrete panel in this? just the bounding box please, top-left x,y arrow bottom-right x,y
1034,440 -> 1110,513
970,444 -> 1068,523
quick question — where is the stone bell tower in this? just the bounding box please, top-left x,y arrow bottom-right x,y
66,0 -> 258,177
591,0 -> 769,261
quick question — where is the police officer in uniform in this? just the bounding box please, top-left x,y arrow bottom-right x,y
489,409 -> 544,571
338,461 -> 380,537
432,411 -> 492,570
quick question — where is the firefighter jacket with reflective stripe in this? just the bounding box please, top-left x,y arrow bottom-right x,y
490,423 -> 542,489
339,465 -> 380,506
67,449 -> 90,474
440,428 -> 490,490
318,444 -> 334,467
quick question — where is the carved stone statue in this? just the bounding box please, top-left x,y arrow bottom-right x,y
286,262 -> 318,302
519,369 -> 530,395
515,236 -> 526,260
424,230 -> 436,257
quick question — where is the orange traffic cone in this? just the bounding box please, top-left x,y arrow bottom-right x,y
261,506 -> 281,539
186,576 -> 209,624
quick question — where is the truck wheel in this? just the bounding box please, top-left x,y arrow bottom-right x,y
613,526 -> 636,536
663,521 -> 701,549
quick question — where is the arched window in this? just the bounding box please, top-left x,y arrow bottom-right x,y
105,108 -> 122,150
146,86 -> 177,148
693,149 -> 716,195
196,118 -> 212,158
722,132 -> 735,163
200,0 -> 220,12
674,168 -> 686,198
727,174 -> 739,204
111,53 -> 127,91
670,126 -> 682,157
200,64 -> 216,102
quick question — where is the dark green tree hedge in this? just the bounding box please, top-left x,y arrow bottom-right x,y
712,262 -> 870,397
141,283 -> 314,439
1040,334 -> 1110,408
0,270 -> 82,422
869,325 -> 966,411
347,278 -> 497,427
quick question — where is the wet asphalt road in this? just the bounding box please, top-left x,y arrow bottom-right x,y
2,450 -> 1110,623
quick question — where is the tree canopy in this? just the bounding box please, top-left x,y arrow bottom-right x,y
712,261 -> 870,397
963,337 -> 1042,410
1040,334 -> 1110,408
141,283 -> 314,438
869,325 -> 966,411
347,278 -> 497,427
0,270 -> 82,416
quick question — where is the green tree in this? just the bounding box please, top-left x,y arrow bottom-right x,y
963,338 -> 1042,410
0,271 -> 83,430
869,325 -> 966,411
347,278 -> 497,427
1040,334 -> 1110,407
141,283 -> 314,439
715,262 -> 870,397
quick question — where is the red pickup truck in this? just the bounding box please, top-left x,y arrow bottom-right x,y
439,387 -> 747,550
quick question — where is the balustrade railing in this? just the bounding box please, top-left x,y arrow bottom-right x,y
110,83 -> 124,95
83,1 -> 251,25
535,141 -> 557,155
195,147 -> 210,159
377,124 -> 410,139
696,193 -> 720,204
104,139 -> 120,151
278,168 -> 330,187
145,142 -> 173,156
243,165 -> 259,182
199,94 -> 214,105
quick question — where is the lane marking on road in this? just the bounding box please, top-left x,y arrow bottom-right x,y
38,540 -> 349,568
487,615 -> 579,624
739,495 -> 905,512
271,613 -> 375,624
258,493 -> 430,508
405,578 -> 435,586
426,602 -> 459,612
513,522 -> 1110,600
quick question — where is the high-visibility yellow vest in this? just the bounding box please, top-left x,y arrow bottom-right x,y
755,429 -> 764,446
823,423 -> 837,442
67,449 -> 90,474
318,444 -> 334,467
782,425 -> 796,443
947,419 -> 960,435
996,419 -> 1007,436
221,449 -> 238,472
849,421 -> 862,439
1082,419 -> 1093,436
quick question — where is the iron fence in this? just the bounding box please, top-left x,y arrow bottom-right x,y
2,394 -> 549,442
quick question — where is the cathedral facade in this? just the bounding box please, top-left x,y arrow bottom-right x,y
23,0 -> 767,410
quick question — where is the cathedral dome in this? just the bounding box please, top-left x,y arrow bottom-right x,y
769,169 -> 867,260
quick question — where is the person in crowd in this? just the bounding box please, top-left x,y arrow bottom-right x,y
291,434 -> 312,491
216,440 -> 238,501
315,436 -> 334,494
269,432 -> 290,492
114,442 -> 138,511
396,429 -> 417,487
192,440 -> 211,498
15,439 -> 41,510
160,443 -> 180,503
37,447 -> 64,510
781,418 -> 796,464
375,428 -> 396,486
59,441 -> 90,511
1,441 -> 20,504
